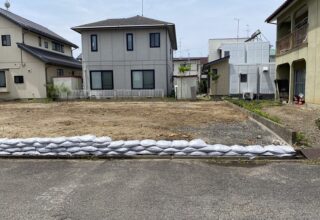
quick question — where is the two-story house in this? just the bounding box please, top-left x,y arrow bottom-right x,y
266,0 -> 320,105
72,15 -> 177,97
0,8 -> 82,100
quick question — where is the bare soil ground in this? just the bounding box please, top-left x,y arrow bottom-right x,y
264,105 -> 320,147
0,101 -> 277,145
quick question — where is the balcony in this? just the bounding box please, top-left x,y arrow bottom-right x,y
276,23 -> 308,55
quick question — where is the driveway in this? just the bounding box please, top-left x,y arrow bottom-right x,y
0,159 -> 319,220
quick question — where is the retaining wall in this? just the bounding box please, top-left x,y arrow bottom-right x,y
0,135 -> 296,158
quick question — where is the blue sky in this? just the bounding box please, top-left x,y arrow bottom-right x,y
5,0 -> 284,57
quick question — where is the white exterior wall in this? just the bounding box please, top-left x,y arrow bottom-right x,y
174,77 -> 198,100
81,28 -> 173,96
173,60 -> 202,78
208,38 -> 247,62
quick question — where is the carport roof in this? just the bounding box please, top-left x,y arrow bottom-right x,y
17,43 -> 82,69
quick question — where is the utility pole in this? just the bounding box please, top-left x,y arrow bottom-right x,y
179,38 -> 182,58
142,0 -> 144,16
234,18 -> 240,42
246,24 -> 250,38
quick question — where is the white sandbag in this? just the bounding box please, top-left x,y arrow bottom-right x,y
67,147 -> 82,153
0,144 -> 10,149
94,137 -> 112,143
175,152 -> 187,156
0,151 -> 10,156
81,146 -> 98,152
264,145 -> 286,154
66,136 -> 81,143
79,142 -> 92,147
172,140 -> 189,149
93,151 -> 103,156
189,151 -> 207,156
246,145 -> 266,154
199,145 -> 219,153
163,148 -> 180,154
37,138 -> 51,144
3,139 -> 20,145
208,152 -> 224,156
54,148 -> 67,153
189,139 -> 207,149
115,148 -> 129,153
262,152 -> 275,156
157,140 -> 172,148
109,141 -> 125,149
231,145 -> 248,154
278,146 -> 296,154
74,151 -> 89,156
22,138 -> 37,144
224,151 -> 241,157
99,148 -> 111,153
140,140 -> 157,147
25,151 -> 41,156
107,151 -> 119,156
33,142 -> 44,148
59,141 -> 74,148
38,148 -> 51,153
22,147 -> 36,152
58,152 -> 72,157
146,147 -> 163,153
51,137 -> 67,144
211,144 -> 231,153
125,151 -> 137,156
124,140 -> 140,148
0,148 -> 2,151
137,150 -> 153,155
16,143 -> 27,148
12,152 -> 26,156
159,152 -> 170,156
46,143 -> 59,149
42,153 -> 57,156
132,146 -> 145,152
182,147 -> 197,153
243,153 -> 256,158
93,143 -> 110,148
5,148 -> 21,153
276,153 -> 295,158
79,135 -> 96,142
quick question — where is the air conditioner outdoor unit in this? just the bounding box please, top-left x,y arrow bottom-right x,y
243,92 -> 254,100
263,66 -> 269,72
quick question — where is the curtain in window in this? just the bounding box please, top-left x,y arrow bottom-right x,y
132,71 -> 143,89
91,71 -> 102,90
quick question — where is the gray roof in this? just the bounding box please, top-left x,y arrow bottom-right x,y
0,8 -> 78,48
72,15 -> 177,50
17,43 -> 82,69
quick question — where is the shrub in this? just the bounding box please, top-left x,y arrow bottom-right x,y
316,118 -> 320,130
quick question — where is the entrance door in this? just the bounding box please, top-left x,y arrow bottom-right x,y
294,69 -> 306,96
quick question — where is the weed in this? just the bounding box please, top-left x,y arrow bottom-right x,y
316,118 -> 320,130
295,132 -> 311,147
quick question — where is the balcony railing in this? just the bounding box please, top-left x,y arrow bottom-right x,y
277,24 -> 308,55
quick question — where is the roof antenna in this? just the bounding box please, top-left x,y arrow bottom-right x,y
142,0 -> 144,16
4,0 -> 10,10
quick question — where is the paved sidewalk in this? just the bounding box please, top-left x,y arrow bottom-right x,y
0,159 -> 319,220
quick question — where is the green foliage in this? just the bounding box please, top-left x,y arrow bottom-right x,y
45,83 -> 71,100
295,132 -> 311,147
208,69 -> 220,82
178,64 -> 191,74
228,99 -> 282,124
316,118 -> 320,130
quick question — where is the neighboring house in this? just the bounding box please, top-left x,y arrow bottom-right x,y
173,57 -> 208,79
0,8 -> 82,100
72,15 -> 177,97
266,0 -> 320,105
204,36 -> 276,98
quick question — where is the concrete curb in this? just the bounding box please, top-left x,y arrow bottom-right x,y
225,101 -> 297,145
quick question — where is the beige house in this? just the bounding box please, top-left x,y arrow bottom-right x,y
0,8 -> 81,100
72,16 -> 177,97
266,0 -> 320,105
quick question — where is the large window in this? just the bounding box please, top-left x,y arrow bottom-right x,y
0,71 -> 6,87
150,33 -> 160,48
90,71 -> 113,90
1,35 -> 11,46
91,34 -> 98,52
52,42 -> 64,53
131,70 -> 155,89
126,33 -> 133,51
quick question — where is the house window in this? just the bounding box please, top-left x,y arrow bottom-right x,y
91,34 -> 98,52
52,42 -> 64,53
90,71 -> 113,90
14,76 -> 24,84
224,51 -> 230,57
150,33 -> 160,48
38,37 -> 42,47
0,71 -> 6,87
126,33 -> 133,51
57,69 -> 64,77
240,74 -> 248,83
44,41 -> 49,49
132,70 -> 155,89
1,35 -> 11,46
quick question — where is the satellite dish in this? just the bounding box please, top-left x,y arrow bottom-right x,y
4,0 -> 10,10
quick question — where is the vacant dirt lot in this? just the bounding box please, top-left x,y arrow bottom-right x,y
0,101 -> 276,145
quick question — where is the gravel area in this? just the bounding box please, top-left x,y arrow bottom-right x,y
264,105 -> 320,147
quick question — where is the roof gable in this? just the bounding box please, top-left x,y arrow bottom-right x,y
266,0 -> 296,23
0,8 -> 78,48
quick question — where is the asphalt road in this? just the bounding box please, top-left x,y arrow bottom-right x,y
0,159 -> 319,220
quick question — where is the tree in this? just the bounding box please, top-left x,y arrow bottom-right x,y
208,69 -> 220,98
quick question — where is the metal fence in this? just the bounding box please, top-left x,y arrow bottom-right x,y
59,89 -> 165,100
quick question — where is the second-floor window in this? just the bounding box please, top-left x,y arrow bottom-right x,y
38,37 -> 42,47
1,35 -> 11,46
0,71 -> 6,87
224,51 -> 230,57
52,42 -> 64,53
57,69 -> 64,77
126,33 -> 133,51
14,76 -> 24,84
150,33 -> 160,48
240,74 -> 248,83
44,41 -> 49,49
91,34 -> 98,52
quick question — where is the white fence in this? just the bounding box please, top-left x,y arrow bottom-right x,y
59,89 -> 165,100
